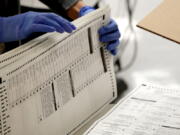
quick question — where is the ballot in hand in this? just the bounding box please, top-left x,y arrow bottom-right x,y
79,6 -> 121,55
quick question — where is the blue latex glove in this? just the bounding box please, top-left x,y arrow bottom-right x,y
79,6 -> 121,55
0,12 -> 76,43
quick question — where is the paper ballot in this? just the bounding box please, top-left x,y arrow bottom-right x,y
84,84 -> 180,135
0,6 -> 117,135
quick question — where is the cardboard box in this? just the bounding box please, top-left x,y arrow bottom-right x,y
137,0 -> 180,44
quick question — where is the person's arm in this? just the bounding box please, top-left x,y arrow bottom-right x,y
67,1 -> 86,19
39,0 -> 85,20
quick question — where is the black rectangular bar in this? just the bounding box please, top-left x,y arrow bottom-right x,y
88,28 -> 93,54
100,48 -> 107,72
69,71 -> 75,97
51,83 -> 57,111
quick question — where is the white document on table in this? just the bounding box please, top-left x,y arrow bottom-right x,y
84,84 -> 180,135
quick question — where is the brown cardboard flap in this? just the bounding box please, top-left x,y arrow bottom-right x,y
137,0 -> 180,44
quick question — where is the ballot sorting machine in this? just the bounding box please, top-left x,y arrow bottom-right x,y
0,6 -> 117,135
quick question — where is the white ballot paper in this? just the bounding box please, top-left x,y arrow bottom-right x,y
84,84 -> 180,135
0,6 -> 117,135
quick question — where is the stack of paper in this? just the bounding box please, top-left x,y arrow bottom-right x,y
84,84 -> 180,135
0,6 -> 117,135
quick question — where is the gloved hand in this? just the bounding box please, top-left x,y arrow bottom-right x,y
79,6 -> 121,55
0,12 -> 76,43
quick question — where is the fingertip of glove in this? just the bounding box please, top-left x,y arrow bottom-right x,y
111,49 -> 117,55
71,24 -> 76,30
48,27 -> 56,32
57,29 -> 64,33
99,37 -> 104,43
98,27 -> 106,35
65,29 -> 73,33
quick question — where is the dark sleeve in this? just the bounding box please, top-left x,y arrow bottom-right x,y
39,0 -> 79,11
0,0 -> 20,17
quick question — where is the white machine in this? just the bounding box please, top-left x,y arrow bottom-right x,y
0,6 -> 117,135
